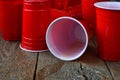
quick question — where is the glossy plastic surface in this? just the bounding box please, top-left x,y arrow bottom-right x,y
21,0 -> 51,52
82,0 -> 108,31
0,1 -> 23,40
95,1 -> 120,61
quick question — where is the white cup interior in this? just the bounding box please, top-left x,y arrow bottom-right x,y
46,17 -> 88,61
94,1 -> 120,10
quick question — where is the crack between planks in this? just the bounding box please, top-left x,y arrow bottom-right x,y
33,53 -> 39,80
80,63 -> 88,80
104,60 -> 114,80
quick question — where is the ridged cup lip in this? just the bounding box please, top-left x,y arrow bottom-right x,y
94,1 -> 120,10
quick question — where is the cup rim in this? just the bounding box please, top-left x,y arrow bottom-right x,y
94,1 -> 120,10
46,16 -> 88,61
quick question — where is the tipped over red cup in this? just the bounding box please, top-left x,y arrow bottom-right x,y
46,17 -> 93,61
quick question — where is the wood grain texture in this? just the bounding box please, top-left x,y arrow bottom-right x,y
36,45 -> 112,80
0,34 -> 119,80
77,46 -> 113,80
0,40 -> 38,80
106,61 -> 120,80
36,51 -> 64,80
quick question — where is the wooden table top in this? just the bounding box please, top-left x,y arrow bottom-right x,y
0,35 -> 120,80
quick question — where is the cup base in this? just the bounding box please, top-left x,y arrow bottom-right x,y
19,44 -> 48,52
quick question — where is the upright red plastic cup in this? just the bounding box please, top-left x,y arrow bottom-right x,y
52,0 -> 82,19
94,1 -> 120,61
0,0 -> 23,40
20,0 -> 51,52
49,0 -> 54,8
46,17 -> 90,61
54,0 -> 69,10
82,0 -> 108,31
50,8 -> 69,21
66,4 -> 82,20
80,20 -> 93,41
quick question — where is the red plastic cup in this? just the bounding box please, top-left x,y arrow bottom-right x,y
49,0 -> 54,8
20,0 -> 51,52
94,1 -> 120,61
46,17 -> 93,61
0,1 -> 23,40
66,0 -> 82,19
54,0 -> 69,10
52,0 -> 82,19
67,0 -> 81,7
82,0 -> 108,31
80,20 -> 93,41
66,4 -> 82,20
50,8 -> 69,21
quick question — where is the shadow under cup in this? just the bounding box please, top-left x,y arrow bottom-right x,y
94,1 -> 120,61
46,17 -> 88,61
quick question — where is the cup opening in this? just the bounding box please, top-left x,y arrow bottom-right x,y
46,17 -> 88,61
94,1 -> 120,10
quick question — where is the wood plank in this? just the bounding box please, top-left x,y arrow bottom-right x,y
106,61 -> 120,80
0,40 -> 38,80
36,44 -> 113,80
36,51 -> 64,80
78,46 -> 113,80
